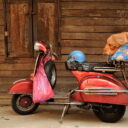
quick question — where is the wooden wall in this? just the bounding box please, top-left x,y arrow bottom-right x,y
57,0 -> 128,92
1,0 -> 128,95
0,0 -> 4,58
60,0 -> 128,61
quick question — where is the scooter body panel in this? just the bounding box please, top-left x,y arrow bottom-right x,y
9,80 -> 33,94
71,71 -> 128,105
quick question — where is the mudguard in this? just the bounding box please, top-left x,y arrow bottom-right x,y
9,79 -> 33,94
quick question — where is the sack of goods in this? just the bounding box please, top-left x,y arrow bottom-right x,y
103,32 -> 128,61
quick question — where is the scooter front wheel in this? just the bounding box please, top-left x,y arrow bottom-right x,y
93,104 -> 126,123
12,94 -> 39,115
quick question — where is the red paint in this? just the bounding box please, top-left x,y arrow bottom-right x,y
71,71 -> 128,105
9,80 -> 33,94
38,41 -> 47,52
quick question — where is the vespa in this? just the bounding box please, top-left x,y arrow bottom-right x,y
10,41 -> 128,123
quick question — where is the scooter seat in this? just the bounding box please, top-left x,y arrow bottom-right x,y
65,61 -> 116,73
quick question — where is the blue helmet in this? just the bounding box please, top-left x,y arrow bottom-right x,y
68,50 -> 86,63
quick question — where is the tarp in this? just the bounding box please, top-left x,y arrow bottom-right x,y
109,43 -> 128,61
104,32 -> 128,56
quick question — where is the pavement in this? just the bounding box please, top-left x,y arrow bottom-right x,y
0,105 -> 128,128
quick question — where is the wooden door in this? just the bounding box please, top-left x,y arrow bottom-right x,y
33,0 -> 59,52
7,0 -> 33,57
6,0 -> 59,57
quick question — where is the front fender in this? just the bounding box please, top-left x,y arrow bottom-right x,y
9,79 -> 33,94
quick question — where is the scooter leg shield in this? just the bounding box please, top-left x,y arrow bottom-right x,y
9,80 -> 33,94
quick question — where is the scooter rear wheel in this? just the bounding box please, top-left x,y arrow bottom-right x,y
93,104 -> 126,123
12,94 -> 39,115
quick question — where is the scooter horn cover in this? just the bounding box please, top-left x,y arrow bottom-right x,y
68,50 -> 86,63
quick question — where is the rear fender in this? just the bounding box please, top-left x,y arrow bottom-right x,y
9,79 -> 33,94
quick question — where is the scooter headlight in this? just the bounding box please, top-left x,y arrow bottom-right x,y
34,41 -> 41,51
34,41 -> 47,52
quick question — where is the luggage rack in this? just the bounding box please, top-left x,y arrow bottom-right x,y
93,66 -> 121,72
65,60 -> 119,73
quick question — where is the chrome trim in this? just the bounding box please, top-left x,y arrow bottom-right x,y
13,79 -> 27,84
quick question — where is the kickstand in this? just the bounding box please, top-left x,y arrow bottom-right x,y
60,104 -> 71,123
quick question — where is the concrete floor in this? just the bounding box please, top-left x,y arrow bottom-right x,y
0,105 -> 128,128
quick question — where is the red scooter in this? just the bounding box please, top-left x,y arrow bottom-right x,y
10,41 -> 128,123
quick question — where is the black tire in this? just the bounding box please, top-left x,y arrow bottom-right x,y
93,104 -> 126,123
44,60 -> 57,89
12,94 -> 39,115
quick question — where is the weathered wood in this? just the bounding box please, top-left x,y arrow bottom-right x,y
61,47 -> 103,54
36,0 -> 58,3
0,3 -> 3,10
61,0 -> 128,2
0,77 -> 24,85
0,38 -> 4,56
0,70 -> 32,78
36,2 -> 58,52
62,2 -> 128,9
61,25 -> 128,33
0,63 -> 34,70
7,1 -> 33,57
0,57 -> 35,63
62,9 -> 127,18
0,26 -> 4,33
61,40 -> 106,47
62,17 -> 126,26
61,33 -> 111,40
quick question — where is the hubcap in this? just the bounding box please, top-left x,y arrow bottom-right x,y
16,95 -> 35,111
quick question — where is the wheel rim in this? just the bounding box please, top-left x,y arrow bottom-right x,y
16,95 -> 35,112
50,67 -> 56,87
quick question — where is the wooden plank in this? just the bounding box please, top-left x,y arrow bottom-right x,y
61,25 -> 128,33
61,2 -> 128,9
0,57 -> 35,63
8,2 -> 33,57
0,9 -> 4,18
61,47 -> 103,54
0,39 -> 4,56
0,78 -> 24,85
0,48 -> 4,55
61,33 -> 111,40
0,70 -> 32,78
36,2 -> 58,52
0,34 -> 4,40
62,9 -> 126,18
0,63 -> 34,70
0,26 -> 4,33
61,0 -> 128,2
0,19 -> 4,25
61,40 -> 106,48
62,17 -> 126,26
0,3 -> 3,10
